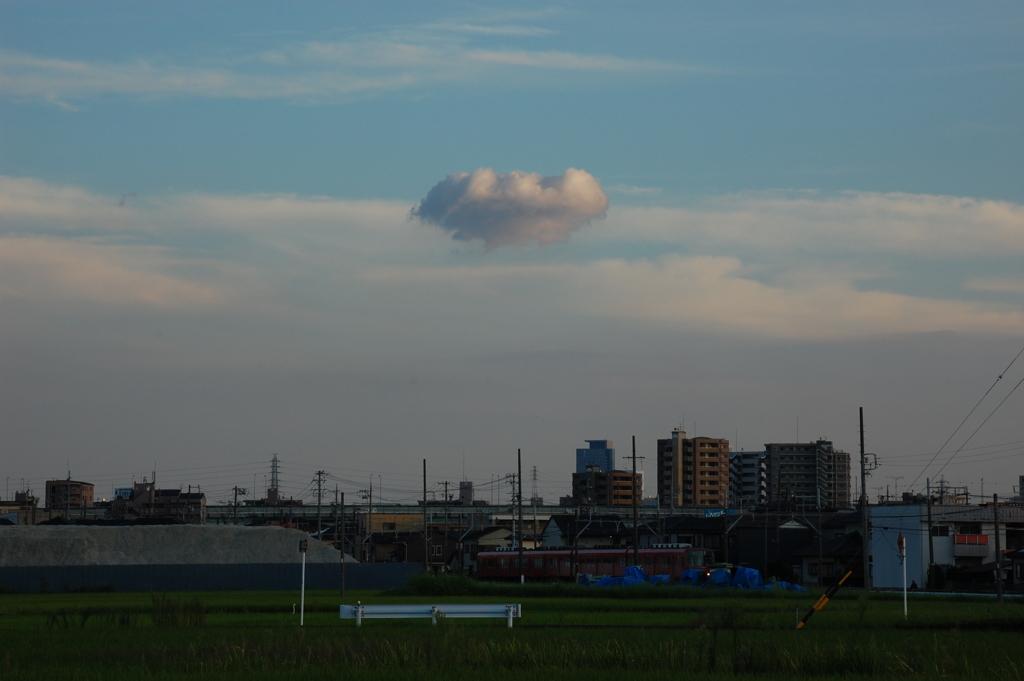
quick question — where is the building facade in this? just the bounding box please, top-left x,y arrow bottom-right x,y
729,450 -> 767,508
656,430 -> 730,508
576,440 -> 615,473
571,467 -> 642,507
109,480 -> 207,523
45,479 -> 94,511
764,440 -> 851,510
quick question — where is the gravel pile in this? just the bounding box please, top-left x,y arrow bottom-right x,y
0,526 -> 349,567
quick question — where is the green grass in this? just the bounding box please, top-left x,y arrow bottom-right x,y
1,582 -> 1023,680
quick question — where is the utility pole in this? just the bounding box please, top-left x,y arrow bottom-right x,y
632,435 -> 639,565
817,507 -> 824,588
994,493 -> 1003,604
315,471 -> 326,539
518,449 -> 524,584
423,460 -> 429,572
440,481 -> 450,571
344,489 -> 348,593
333,487 -> 340,544
860,407 -> 870,590
367,476 -> 373,562
232,486 -> 248,525
926,478 -> 934,589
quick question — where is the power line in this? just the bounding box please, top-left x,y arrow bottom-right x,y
908,341 -> 1024,491
930,372 -> 1024,482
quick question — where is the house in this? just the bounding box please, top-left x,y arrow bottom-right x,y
793,531 -> 864,587
872,503 -> 1024,590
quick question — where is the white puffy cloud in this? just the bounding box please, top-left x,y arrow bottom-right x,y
412,168 -> 609,248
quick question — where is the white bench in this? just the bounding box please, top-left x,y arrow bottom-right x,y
340,602 -> 522,628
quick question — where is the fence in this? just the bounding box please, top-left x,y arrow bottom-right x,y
0,562 -> 424,593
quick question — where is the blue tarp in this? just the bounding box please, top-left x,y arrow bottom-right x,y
709,568 -> 733,587
680,568 -> 709,586
733,566 -> 764,589
587,565 -> 807,591
766,580 -> 808,592
588,566 -> 672,587
591,565 -> 649,587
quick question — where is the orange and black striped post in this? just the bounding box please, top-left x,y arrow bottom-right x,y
797,570 -> 853,629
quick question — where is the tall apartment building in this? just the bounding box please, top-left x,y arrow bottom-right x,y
571,467 -> 642,507
656,430 -> 730,508
764,440 -> 851,510
576,440 -> 615,473
729,451 -> 767,508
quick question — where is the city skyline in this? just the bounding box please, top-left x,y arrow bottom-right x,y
2,3 -> 1023,504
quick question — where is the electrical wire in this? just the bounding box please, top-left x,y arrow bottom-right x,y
931,372 -> 1024,483
908,341 -> 1024,492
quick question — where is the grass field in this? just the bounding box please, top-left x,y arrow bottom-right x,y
2,576 -> 1023,680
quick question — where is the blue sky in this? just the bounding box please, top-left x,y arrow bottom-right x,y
1,2 -> 1023,505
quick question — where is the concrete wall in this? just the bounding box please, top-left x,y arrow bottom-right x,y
0,562 -> 424,593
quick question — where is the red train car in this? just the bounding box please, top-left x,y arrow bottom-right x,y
475,544 -> 713,581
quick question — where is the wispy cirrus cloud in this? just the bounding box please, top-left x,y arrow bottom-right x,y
0,17 -> 701,105
965,277 -> 1024,293
599,191 -> 1024,258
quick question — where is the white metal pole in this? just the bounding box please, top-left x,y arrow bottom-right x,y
898,532 -> 907,619
301,551 -> 306,626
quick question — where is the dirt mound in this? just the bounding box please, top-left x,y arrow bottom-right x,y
0,525 -> 345,567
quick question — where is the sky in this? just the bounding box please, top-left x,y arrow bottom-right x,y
1,1 -> 1023,507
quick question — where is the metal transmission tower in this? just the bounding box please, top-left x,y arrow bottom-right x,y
270,455 -> 280,492
530,466 -> 539,504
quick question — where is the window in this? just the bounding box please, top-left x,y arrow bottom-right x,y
618,557 -> 625,567
534,558 -> 543,568
432,545 -> 442,556
485,558 -> 495,568
549,558 -> 558,568
602,557 -> 612,568
586,556 -> 595,567
931,525 -> 949,537
500,558 -> 508,568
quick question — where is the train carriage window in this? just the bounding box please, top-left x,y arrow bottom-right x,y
500,558 -> 508,568
618,557 -> 625,567
602,557 -> 612,568
534,558 -> 543,568
562,559 -> 571,568
686,551 -> 707,567
586,556 -> 595,567
549,558 -> 558,568
660,557 -> 670,568
485,558 -> 495,568
642,556 -> 653,567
